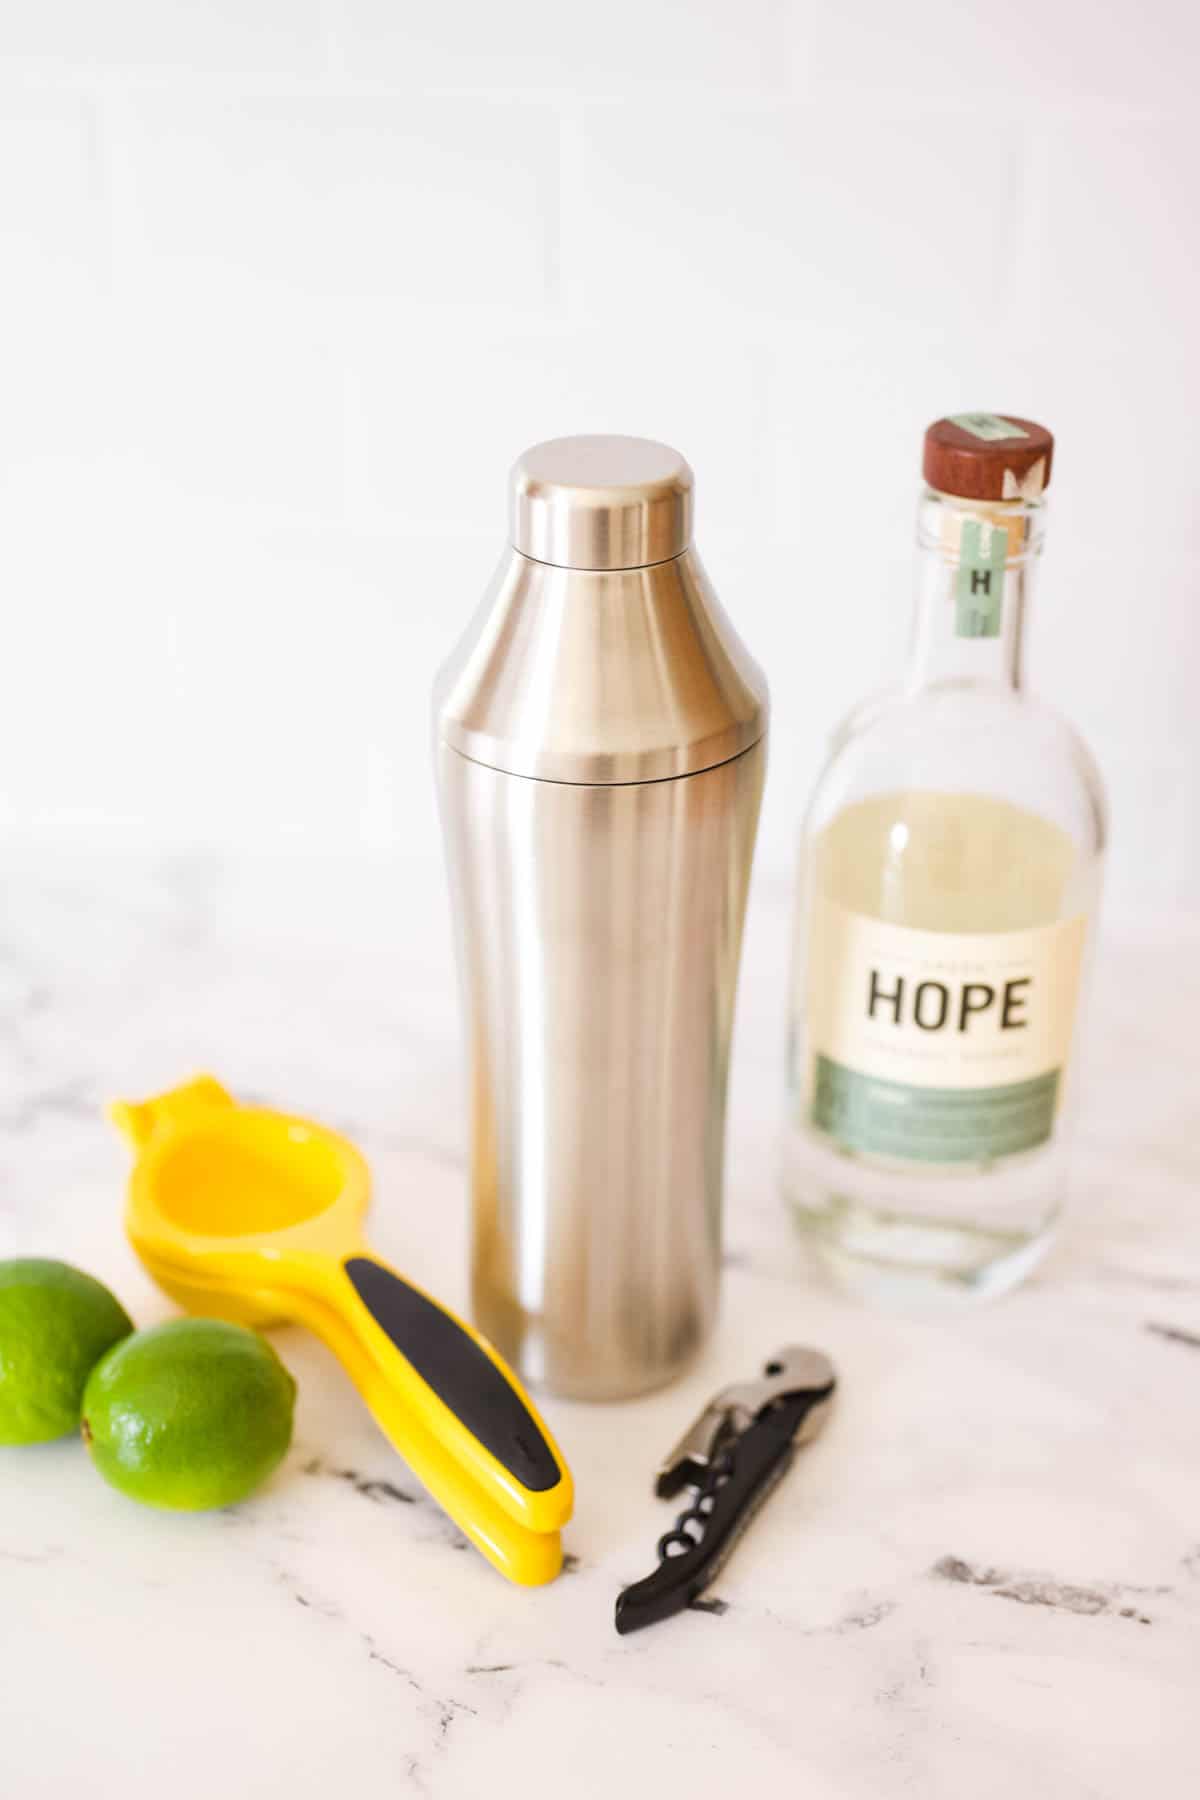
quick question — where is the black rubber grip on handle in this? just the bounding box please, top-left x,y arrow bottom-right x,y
343,1256 -> 561,1492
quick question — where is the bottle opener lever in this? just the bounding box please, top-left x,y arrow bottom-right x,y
615,1346 -> 837,1635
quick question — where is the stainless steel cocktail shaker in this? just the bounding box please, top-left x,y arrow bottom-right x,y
435,436 -> 767,1401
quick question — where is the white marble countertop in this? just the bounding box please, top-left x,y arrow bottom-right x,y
1,853 -> 1197,1798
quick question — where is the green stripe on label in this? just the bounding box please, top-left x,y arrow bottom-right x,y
955,518 -> 1007,639
811,1054 -> 1060,1163
949,413 -> 1028,442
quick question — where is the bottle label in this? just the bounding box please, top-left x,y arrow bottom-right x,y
948,413 -> 1029,442
804,898 -> 1088,1163
954,517 -> 1007,638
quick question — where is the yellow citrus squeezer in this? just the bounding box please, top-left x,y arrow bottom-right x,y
110,1077 -> 572,1585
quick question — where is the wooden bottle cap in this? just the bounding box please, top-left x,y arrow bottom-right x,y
923,414 -> 1054,501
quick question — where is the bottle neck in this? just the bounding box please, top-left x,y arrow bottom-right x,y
906,488 -> 1046,695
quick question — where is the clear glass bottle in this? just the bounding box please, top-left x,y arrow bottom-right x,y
783,414 -> 1106,1305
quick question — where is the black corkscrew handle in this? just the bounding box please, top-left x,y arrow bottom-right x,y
614,1392 -> 813,1636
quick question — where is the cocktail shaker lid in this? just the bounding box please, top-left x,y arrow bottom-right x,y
511,436 -> 692,571
435,436 -> 767,786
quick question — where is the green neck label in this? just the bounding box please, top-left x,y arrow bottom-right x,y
949,412 -> 1028,442
955,519 -> 1008,638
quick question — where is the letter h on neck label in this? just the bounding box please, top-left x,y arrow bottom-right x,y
955,519 -> 1007,639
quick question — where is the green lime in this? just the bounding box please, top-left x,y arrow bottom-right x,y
81,1318 -> 296,1510
0,1259 -> 134,1445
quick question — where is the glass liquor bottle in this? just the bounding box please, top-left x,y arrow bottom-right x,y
783,414 -> 1106,1304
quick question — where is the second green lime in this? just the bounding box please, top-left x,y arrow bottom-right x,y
82,1318 -> 296,1510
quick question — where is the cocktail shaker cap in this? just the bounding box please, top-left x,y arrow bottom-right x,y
435,434 -> 766,785
511,435 -> 693,571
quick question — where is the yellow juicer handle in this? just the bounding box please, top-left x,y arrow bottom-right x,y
281,1276 -> 566,1585
299,1251 -> 572,1567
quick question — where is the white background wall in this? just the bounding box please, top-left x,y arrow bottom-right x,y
1,0 -> 1197,920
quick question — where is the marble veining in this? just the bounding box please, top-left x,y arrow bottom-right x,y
0,854 -> 1197,1798
1145,1321 -> 1200,1351
930,1555 -> 1160,1623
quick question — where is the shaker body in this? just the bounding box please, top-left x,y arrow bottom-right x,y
438,736 -> 764,1400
